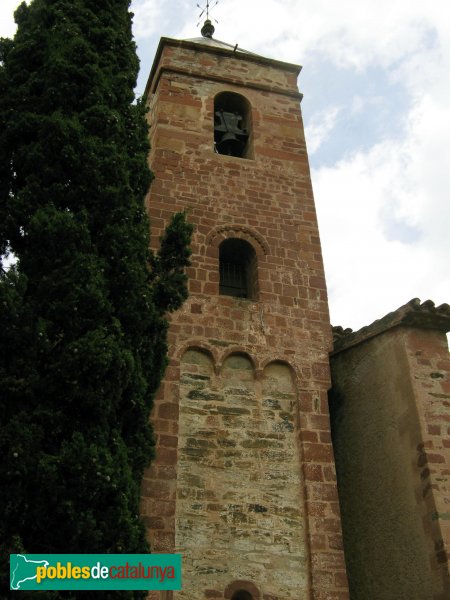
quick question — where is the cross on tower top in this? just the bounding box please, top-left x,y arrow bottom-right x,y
197,1 -> 219,38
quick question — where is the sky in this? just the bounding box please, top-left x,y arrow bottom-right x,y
1,0 -> 449,333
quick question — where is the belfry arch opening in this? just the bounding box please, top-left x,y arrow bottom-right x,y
214,92 -> 252,158
219,238 -> 258,299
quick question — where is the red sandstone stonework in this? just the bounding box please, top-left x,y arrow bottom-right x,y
141,36 -> 349,600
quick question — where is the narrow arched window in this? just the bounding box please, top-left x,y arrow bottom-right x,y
231,592 -> 253,600
214,92 -> 252,158
219,238 -> 257,299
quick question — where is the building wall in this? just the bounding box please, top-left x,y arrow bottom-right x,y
141,40 -> 349,600
330,326 -> 450,600
404,328 -> 450,596
177,351 -> 308,599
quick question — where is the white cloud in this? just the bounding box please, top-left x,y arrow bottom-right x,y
314,86 -> 450,329
131,0 -> 164,40
0,0 -> 22,38
183,0 -> 448,69
305,107 -> 342,155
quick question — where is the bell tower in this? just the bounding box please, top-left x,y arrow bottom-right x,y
142,22 -> 349,600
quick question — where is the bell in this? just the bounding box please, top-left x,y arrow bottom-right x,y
214,109 -> 249,157
216,132 -> 245,156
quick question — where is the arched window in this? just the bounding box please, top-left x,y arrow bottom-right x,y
219,238 -> 257,299
214,92 -> 252,158
231,592 -> 253,600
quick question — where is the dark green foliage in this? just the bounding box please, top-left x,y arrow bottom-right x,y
0,1 -> 192,598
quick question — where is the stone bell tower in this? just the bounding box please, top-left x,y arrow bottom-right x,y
142,20 -> 349,600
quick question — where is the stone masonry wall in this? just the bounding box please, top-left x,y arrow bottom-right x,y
330,326 -> 450,600
142,39 -> 349,600
177,350 -> 308,599
404,328 -> 450,595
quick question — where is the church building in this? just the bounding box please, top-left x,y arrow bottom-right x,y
140,18 -> 450,600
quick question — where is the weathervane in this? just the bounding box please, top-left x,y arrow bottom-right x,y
197,1 -> 219,38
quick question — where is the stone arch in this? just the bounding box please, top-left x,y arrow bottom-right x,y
206,225 -> 269,258
224,580 -> 261,600
180,348 -> 215,386
260,358 -> 299,385
205,226 -> 268,300
220,349 -> 257,375
220,352 -> 256,401
214,91 -> 253,159
177,341 -> 219,373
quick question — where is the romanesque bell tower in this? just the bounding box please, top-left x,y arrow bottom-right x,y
142,20 -> 349,600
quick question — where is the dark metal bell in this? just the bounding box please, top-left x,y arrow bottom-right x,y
214,109 -> 249,157
216,132 -> 245,156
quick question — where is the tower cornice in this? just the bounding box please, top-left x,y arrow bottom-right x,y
144,36 -> 302,99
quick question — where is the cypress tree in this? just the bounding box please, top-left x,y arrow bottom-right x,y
0,1 -> 192,597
